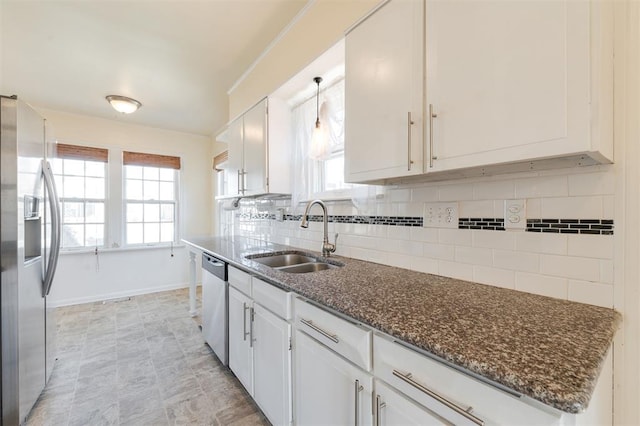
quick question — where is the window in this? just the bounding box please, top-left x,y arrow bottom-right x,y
123,151 -> 180,245
292,78 -> 352,199
52,144 -> 108,249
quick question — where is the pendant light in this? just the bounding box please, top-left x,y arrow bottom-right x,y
309,77 -> 329,160
106,95 -> 142,114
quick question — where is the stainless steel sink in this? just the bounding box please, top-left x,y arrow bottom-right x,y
246,251 -> 343,274
250,253 -> 316,268
277,262 -> 339,274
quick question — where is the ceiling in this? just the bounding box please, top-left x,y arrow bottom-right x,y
1,0 -> 309,136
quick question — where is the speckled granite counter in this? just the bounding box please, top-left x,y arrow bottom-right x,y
184,236 -> 621,414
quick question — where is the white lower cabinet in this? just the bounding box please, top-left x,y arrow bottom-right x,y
374,380 -> 448,426
228,285 -> 253,394
253,303 -> 292,426
294,330 -> 373,425
227,268 -> 293,426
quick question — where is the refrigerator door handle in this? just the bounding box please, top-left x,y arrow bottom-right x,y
42,160 -> 61,296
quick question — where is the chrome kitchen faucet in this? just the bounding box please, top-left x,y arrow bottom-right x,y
300,199 -> 338,257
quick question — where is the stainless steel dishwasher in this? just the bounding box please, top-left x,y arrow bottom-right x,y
202,252 -> 229,366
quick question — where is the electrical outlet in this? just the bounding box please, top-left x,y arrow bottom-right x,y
504,199 -> 526,229
424,202 -> 459,228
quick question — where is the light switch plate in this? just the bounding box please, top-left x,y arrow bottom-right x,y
424,202 -> 459,228
504,199 -> 526,229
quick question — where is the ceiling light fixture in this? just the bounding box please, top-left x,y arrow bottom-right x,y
106,95 -> 142,114
309,76 -> 329,161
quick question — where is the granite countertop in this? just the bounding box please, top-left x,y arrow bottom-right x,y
183,235 -> 621,414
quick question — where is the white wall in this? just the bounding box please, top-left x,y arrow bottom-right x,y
37,108 -> 214,306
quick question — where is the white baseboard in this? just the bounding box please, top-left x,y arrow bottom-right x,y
47,282 -> 201,307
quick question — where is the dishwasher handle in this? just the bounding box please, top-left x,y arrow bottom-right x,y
202,253 -> 228,280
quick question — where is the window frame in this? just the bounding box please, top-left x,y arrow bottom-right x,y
53,144 -> 109,250
122,153 -> 181,247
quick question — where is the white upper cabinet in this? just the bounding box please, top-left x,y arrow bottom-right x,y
426,0 -> 612,172
344,0 -> 425,183
344,0 -> 613,184
222,97 -> 292,197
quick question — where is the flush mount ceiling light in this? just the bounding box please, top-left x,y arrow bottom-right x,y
106,95 -> 142,114
309,76 -> 330,161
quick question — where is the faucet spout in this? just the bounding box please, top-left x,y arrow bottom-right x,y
300,199 -> 337,257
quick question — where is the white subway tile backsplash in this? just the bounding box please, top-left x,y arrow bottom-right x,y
567,234 -> 614,259
439,260 -> 474,281
389,188 -> 412,202
423,243 -> 455,261
394,240 -> 424,257
540,254 -> 600,281
525,198 -> 542,218
568,172 -> 615,196
387,226 -> 413,241
600,260 -> 614,284
515,272 -> 568,299
541,196 -> 603,219
395,203 -> 424,217
455,246 -> 493,266
411,186 -> 439,202
410,227 -> 439,243
493,250 -> 539,273
459,200 -> 495,218
473,230 -> 516,250
603,195 -> 615,219
568,280 -> 614,308
516,232 -> 567,255
473,266 -> 515,289
438,229 -> 472,246
439,183 -> 473,201
410,256 -> 439,275
514,176 -> 568,199
473,180 -> 515,200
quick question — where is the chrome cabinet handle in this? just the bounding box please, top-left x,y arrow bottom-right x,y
249,307 -> 255,348
392,369 -> 484,425
243,303 -> 250,341
354,379 -> 363,426
375,395 -> 386,426
429,104 -> 437,168
299,318 -> 339,343
42,160 -> 61,296
236,170 -> 242,195
407,112 -> 414,171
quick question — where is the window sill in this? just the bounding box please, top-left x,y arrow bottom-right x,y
59,244 -> 185,256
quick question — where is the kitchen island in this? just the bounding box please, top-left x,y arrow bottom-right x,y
184,235 -> 620,415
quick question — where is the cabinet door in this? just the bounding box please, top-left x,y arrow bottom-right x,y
294,330 -> 373,426
228,286 -> 253,395
226,116 -> 243,195
375,381 -> 448,426
345,0 -> 424,183
243,99 -> 267,195
426,0 -> 592,171
253,304 -> 292,426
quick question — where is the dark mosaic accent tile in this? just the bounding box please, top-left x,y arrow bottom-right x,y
458,218 -> 506,231
526,219 -> 614,235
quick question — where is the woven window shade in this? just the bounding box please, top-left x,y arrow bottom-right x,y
123,151 -> 181,170
213,151 -> 229,171
56,144 -> 108,162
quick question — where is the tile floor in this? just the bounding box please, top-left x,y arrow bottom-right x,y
25,288 -> 269,426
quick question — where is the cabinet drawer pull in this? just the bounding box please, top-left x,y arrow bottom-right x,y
428,104 -> 437,168
375,395 -> 386,426
243,303 -> 250,341
392,369 -> 484,425
407,111 -> 414,171
300,318 -> 339,343
354,379 -> 363,426
249,307 -> 255,348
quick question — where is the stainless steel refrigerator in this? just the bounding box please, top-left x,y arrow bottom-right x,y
1,96 -> 61,425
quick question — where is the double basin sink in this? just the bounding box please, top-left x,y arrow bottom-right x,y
246,251 -> 343,274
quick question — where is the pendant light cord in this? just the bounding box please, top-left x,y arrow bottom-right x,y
314,76 -> 322,128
